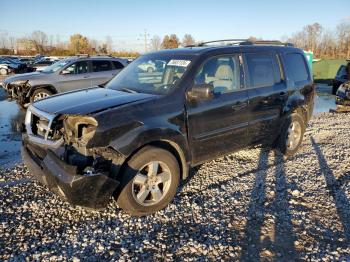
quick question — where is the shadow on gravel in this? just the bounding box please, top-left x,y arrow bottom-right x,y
240,149 -> 296,261
311,137 -> 350,244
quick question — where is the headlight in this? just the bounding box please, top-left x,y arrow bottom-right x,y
63,116 -> 98,146
12,80 -> 29,86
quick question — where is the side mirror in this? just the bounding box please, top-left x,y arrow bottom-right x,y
187,84 -> 214,100
61,70 -> 71,75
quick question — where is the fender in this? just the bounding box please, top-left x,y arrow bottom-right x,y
111,127 -> 190,179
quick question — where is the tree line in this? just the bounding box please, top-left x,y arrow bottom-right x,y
285,21 -> 350,59
0,21 -> 349,58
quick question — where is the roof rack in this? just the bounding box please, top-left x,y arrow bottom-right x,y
186,39 -> 294,47
75,54 -> 90,57
95,54 -> 114,57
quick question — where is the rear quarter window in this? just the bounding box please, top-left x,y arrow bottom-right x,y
284,53 -> 310,83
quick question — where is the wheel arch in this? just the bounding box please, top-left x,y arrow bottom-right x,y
26,84 -> 58,98
117,139 -> 189,181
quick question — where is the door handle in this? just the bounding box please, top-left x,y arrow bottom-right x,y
83,75 -> 90,79
232,102 -> 247,111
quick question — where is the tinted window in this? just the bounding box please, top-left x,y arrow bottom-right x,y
65,61 -> 89,74
92,60 -> 112,72
246,54 -> 275,88
112,61 -> 124,70
284,53 -> 309,82
195,55 -> 240,94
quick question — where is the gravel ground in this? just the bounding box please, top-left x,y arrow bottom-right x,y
0,112 -> 350,261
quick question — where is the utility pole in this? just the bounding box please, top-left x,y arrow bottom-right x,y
139,29 -> 150,53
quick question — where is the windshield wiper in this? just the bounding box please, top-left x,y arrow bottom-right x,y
120,87 -> 139,93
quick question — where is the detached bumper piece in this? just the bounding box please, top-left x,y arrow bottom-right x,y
22,146 -> 119,209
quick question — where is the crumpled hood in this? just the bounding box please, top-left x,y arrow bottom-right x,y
32,87 -> 157,115
3,72 -> 45,84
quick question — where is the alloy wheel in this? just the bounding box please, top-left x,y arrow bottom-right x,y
131,161 -> 172,206
286,121 -> 302,151
33,92 -> 50,101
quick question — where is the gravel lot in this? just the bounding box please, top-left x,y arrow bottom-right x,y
1,113 -> 350,261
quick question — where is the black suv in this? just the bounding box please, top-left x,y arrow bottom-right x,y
21,40 -> 315,216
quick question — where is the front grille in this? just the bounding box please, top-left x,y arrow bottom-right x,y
25,105 -> 63,148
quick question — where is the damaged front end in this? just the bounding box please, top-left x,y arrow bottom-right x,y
6,80 -> 31,104
22,105 -> 124,209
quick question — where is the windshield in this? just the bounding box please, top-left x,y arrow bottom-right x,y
106,54 -> 193,95
41,59 -> 71,73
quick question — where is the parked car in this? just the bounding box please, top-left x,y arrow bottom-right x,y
30,57 -> 60,72
332,63 -> 349,94
21,40 -> 315,216
0,57 -> 28,75
2,56 -> 127,107
336,80 -> 350,106
137,60 -> 157,72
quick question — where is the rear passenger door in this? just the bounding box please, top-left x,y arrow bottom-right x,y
186,54 -> 249,164
243,52 -> 287,144
91,60 -> 121,86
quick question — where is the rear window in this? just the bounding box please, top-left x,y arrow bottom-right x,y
245,53 -> 275,88
92,60 -> 112,72
284,53 -> 309,83
113,61 -> 124,70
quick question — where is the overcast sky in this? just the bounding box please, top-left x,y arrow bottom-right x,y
1,0 -> 349,52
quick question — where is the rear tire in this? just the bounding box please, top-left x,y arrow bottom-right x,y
116,146 -> 180,216
30,88 -> 52,103
276,113 -> 306,157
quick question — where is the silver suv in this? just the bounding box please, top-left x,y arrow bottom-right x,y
1,56 -> 128,107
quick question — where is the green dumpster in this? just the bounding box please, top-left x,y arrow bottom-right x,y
304,51 -> 313,70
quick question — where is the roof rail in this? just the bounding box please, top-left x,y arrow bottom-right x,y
187,39 -> 248,47
75,54 -> 90,57
95,54 -> 113,57
185,39 -> 294,47
240,40 -> 294,47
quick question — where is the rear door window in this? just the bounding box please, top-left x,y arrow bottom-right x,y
284,53 -> 310,83
245,53 -> 276,88
92,60 -> 113,72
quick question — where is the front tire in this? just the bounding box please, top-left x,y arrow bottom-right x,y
276,113 -> 306,157
116,146 -> 180,216
30,88 -> 52,103
0,68 -> 8,75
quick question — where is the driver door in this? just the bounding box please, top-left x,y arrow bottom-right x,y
56,61 -> 92,92
186,54 -> 249,164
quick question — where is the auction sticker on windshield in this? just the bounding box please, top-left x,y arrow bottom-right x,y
167,60 -> 191,67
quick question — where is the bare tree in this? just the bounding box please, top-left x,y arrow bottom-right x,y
337,22 -> 350,58
9,36 -> 16,52
30,30 -> 48,53
150,35 -> 161,51
105,35 -> 113,53
182,34 -> 195,46
0,31 -> 9,49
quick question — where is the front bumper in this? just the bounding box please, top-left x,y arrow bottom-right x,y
21,141 -> 119,209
